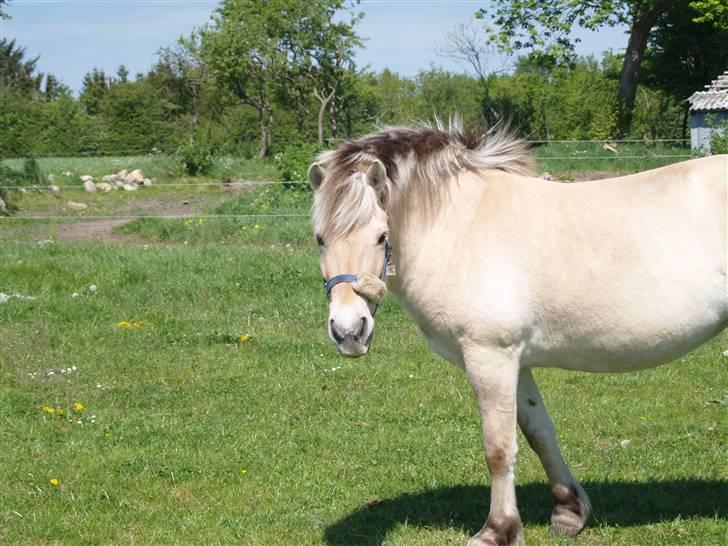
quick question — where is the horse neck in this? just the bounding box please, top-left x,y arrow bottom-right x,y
386,172 -> 462,276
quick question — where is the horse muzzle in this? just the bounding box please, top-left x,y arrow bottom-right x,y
328,314 -> 373,357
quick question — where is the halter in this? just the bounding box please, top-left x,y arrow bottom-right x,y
323,240 -> 392,302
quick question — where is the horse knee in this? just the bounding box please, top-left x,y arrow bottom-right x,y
485,442 -> 516,475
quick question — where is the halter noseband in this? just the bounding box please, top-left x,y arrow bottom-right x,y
323,240 -> 392,301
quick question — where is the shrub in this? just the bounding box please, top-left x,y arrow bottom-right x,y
178,139 -> 214,176
273,142 -> 324,189
710,119 -> 728,154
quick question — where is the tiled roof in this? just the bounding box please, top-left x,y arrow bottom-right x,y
689,71 -> 728,111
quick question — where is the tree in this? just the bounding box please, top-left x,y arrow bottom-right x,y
116,64 -> 129,84
0,0 -> 8,19
80,68 -> 108,115
0,38 -> 43,95
199,0 -> 361,157
437,21 -> 507,123
478,1 -> 726,136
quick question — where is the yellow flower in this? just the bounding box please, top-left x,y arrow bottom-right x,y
42,405 -> 55,415
239,468 -> 248,477
254,224 -> 260,230
116,320 -> 144,329
73,402 -> 84,413
184,219 -> 194,225
239,335 -> 249,343
49,478 -> 59,486
55,407 -> 64,416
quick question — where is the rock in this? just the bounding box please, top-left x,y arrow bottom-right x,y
122,183 -> 138,192
141,178 -> 153,187
102,174 -> 117,182
62,171 -> 74,177
49,185 -> 61,193
114,180 -> 125,189
603,142 -> 618,154
96,182 -> 113,192
19,187 -> 28,194
117,169 -> 129,179
67,201 -> 88,211
80,175 -> 94,183
0,197 -> 6,213
541,172 -> 554,181
125,169 -> 145,184
83,180 -> 96,192
47,174 -> 56,182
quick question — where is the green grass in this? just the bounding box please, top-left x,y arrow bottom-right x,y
118,185 -> 313,246
532,142 -> 694,177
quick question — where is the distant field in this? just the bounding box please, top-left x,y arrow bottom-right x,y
1,149 -> 725,545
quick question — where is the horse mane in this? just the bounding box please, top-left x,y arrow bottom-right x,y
313,118 -> 534,238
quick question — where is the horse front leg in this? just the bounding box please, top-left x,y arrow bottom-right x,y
516,368 -> 591,537
464,346 -> 524,546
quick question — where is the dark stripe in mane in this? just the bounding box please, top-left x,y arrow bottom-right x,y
328,125 -> 487,183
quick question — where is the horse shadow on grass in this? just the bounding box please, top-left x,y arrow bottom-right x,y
324,480 -> 727,546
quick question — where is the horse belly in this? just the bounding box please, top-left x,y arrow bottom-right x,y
526,282 -> 728,372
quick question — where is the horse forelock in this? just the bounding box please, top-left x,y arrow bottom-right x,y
312,118 -> 534,239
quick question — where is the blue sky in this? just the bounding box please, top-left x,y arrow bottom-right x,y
1,0 -> 629,93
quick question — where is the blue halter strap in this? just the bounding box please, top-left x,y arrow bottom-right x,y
323,240 -> 392,301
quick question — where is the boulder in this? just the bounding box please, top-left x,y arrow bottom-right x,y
141,178 -> 153,187
125,169 -> 145,185
47,174 -> 56,182
0,197 -> 6,213
117,169 -> 129,179
67,201 -> 88,211
122,183 -> 138,192
102,174 -> 117,182
80,175 -> 94,183
18,187 -> 28,194
49,185 -> 61,193
62,171 -> 74,177
83,180 -> 96,192
96,182 -> 113,192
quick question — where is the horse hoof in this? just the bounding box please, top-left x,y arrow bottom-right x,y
550,483 -> 591,538
468,515 -> 524,546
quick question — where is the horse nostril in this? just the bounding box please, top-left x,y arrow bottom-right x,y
330,319 -> 344,344
356,317 -> 367,340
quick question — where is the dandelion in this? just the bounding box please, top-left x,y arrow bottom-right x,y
55,407 -> 64,416
239,468 -> 248,477
73,402 -> 84,413
239,335 -> 250,343
116,320 -> 144,329
254,224 -> 261,230
42,405 -> 55,415
49,478 -> 59,486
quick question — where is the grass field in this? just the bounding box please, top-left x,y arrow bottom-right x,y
1,152 -> 726,545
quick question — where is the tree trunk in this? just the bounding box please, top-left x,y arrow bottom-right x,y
617,3 -> 666,137
257,105 -> 272,159
314,87 -> 336,144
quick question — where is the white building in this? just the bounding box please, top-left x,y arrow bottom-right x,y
688,71 -> 728,153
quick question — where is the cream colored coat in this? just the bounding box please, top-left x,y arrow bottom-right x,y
311,133 -> 727,546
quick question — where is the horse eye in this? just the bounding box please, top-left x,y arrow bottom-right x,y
316,234 -> 324,246
377,233 -> 387,245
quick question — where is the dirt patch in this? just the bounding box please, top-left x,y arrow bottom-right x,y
5,190 -> 234,243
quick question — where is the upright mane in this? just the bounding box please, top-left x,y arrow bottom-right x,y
313,118 -> 534,238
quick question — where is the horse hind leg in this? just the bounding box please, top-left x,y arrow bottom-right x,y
516,368 -> 591,537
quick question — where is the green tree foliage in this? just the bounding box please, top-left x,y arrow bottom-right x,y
477,1 -> 727,136
80,68 -> 109,115
0,38 -> 43,96
199,0 -> 361,158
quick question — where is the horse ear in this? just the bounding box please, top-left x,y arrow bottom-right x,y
366,159 -> 387,192
308,163 -> 325,191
